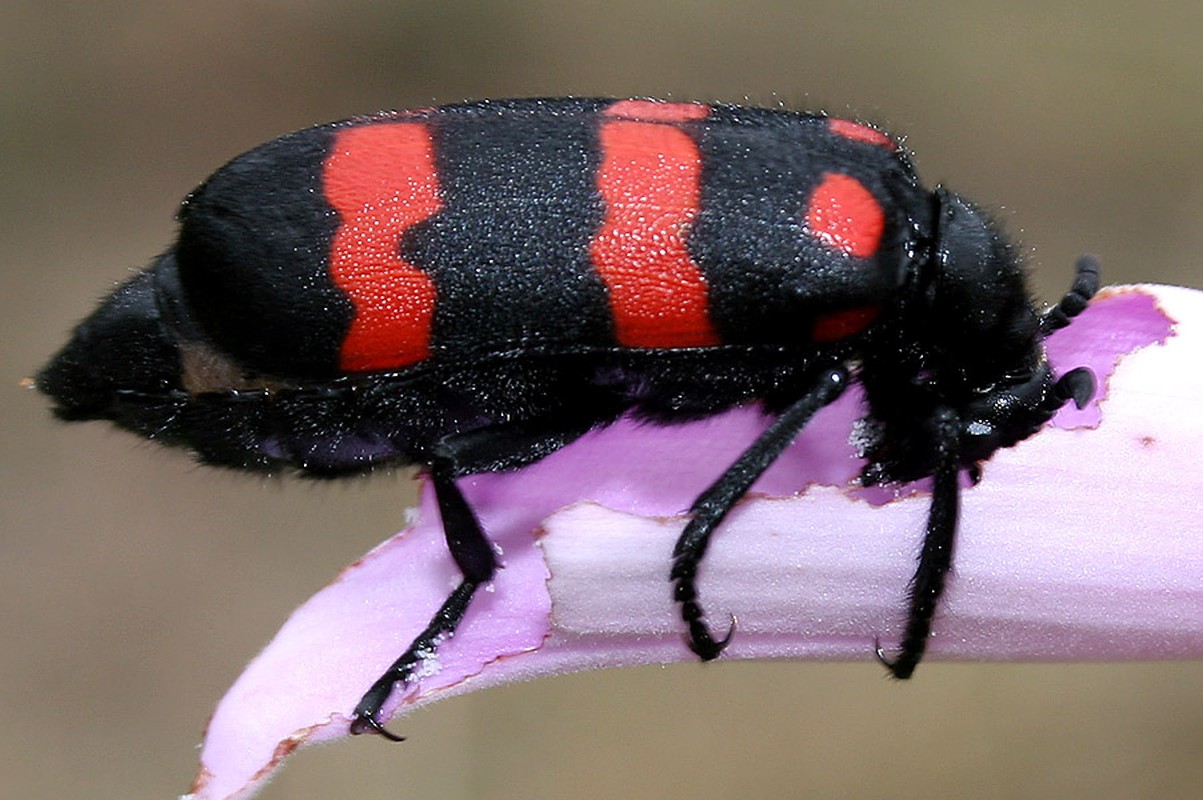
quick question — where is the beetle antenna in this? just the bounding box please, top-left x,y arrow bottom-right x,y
1041,255 -> 1100,334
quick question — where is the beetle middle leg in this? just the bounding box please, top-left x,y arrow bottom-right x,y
671,366 -> 849,660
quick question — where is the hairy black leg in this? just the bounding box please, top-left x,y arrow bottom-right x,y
876,407 -> 961,679
1040,254 -> 1100,335
349,418 -> 607,739
671,366 -> 849,660
350,466 -> 496,740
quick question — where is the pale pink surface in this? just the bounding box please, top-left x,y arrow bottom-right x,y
184,286 -> 1202,800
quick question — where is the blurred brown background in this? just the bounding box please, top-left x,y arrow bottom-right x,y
4,2 -> 1201,798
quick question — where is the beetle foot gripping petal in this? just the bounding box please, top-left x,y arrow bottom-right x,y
1054,368 -> 1095,410
350,577 -> 482,742
669,553 -> 731,659
349,709 -> 406,742
348,641 -> 421,741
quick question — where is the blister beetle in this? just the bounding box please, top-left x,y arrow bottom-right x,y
38,98 -> 1099,738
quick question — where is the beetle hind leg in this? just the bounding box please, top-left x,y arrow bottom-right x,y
350,466 -> 496,740
349,417 -> 610,738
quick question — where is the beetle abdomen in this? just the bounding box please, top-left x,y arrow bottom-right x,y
173,98 -> 922,381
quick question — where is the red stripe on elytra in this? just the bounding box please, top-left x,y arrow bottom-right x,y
591,117 -> 719,348
828,118 -> 896,150
604,99 -> 711,122
812,305 -> 881,342
325,123 -> 440,371
804,172 -> 885,259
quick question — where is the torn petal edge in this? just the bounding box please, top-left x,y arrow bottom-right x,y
184,285 -> 1202,800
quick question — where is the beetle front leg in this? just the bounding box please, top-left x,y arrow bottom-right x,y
876,407 -> 961,679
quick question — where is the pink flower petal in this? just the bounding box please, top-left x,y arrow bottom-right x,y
184,285 -> 1202,800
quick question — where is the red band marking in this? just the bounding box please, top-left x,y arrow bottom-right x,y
604,99 -> 711,122
591,117 -> 719,348
804,172 -> 885,259
828,118 -> 896,150
325,123 -> 440,371
813,305 -> 881,342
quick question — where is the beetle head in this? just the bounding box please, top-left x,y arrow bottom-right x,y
859,190 -> 1093,483
924,189 -> 1041,383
